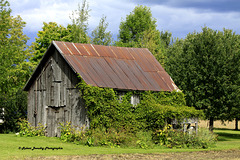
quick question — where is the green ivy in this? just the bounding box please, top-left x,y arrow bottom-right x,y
77,79 -> 203,132
78,80 -> 136,131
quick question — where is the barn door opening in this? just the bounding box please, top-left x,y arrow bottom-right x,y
46,106 -> 65,137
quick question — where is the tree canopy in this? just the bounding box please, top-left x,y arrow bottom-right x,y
69,0 -> 91,43
1,0 -> 240,132
91,16 -> 112,45
0,0 -> 32,132
165,27 -> 240,130
30,22 -> 72,65
116,5 -> 171,65
117,5 -> 157,46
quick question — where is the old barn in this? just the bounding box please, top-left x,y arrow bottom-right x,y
23,41 -> 178,137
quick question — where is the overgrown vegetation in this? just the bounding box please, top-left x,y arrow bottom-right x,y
16,80 -> 215,149
17,118 -> 45,137
77,80 -> 203,132
53,80 -> 214,149
153,125 -> 217,148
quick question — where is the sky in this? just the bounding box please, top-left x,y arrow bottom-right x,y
7,0 -> 240,45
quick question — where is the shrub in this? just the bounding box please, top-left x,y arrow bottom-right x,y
59,123 -> 155,148
135,130 -> 154,149
59,122 -> 86,144
17,118 -> 45,137
153,126 -> 217,149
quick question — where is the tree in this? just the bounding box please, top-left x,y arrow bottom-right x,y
165,27 -> 240,130
31,0 -> 92,65
117,5 -> 157,46
0,0 -> 32,132
116,5 -> 171,65
30,22 -> 71,65
91,15 -> 112,45
69,0 -> 90,43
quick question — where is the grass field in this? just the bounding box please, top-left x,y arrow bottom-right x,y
1,129 -> 240,160
199,120 -> 239,130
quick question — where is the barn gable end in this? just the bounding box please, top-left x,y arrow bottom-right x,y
25,46 -> 89,137
24,41 -> 178,137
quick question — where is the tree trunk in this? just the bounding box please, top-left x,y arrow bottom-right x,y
235,118 -> 239,130
209,117 -> 214,131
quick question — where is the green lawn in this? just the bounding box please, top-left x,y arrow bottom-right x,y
1,129 -> 240,160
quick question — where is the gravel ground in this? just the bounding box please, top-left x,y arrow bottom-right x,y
26,149 -> 240,160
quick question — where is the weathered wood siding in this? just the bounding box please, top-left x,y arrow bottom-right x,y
27,49 -> 89,137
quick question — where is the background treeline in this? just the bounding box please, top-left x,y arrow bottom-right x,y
0,0 -> 239,132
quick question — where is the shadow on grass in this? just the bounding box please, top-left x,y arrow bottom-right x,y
215,128 -> 239,131
214,128 -> 240,141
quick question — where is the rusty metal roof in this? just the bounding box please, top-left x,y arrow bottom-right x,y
24,41 -> 178,92
53,41 -> 178,92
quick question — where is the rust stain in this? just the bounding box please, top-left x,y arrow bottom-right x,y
54,41 -> 178,92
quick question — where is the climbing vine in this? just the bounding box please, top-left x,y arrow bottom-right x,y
77,79 -> 203,132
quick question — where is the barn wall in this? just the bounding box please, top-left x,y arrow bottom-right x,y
27,49 -> 89,137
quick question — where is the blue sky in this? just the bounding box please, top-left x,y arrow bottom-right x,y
8,0 -> 240,45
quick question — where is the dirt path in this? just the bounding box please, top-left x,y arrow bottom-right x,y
27,149 -> 240,160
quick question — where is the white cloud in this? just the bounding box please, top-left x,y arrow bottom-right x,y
9,0 -> 77,32
88,0 -> 136,37
7,0 -> 240,42
151,4 -> 240,39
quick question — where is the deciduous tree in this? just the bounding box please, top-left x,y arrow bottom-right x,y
69,0 -> 90,43
165,27 -> 240,130
116,5 -> 171,64
0,0 -> 32,132
91,16 -> 112,45
31,0 -> 92,65
30,22 -> 71,65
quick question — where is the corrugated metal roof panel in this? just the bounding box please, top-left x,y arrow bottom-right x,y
110,46 -> 128,59
83,44 -> 99,57
63,55 -> 96,86
54,41 -> 71,55
87,57 -> 117,88
104,57 -> 137,90
52,41 -> 178,92
78,56 -> 109,88
143,48 -> 164,71
64,42 -> 82,55
128,48 -> 156,72
93,45 -> 114,58
115,59 -> 145,90
124,59 -> 156,91
73,43 -> 89,56
97,58 -> 127,89
158,71 -> 176,91
121,47 -> 134,60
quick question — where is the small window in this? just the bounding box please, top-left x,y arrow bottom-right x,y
131,95 -> 140,107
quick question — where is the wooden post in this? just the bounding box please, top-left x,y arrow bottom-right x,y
195,118 -> 198,135
236,118 -> 239,130
209,117 -> 214,131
